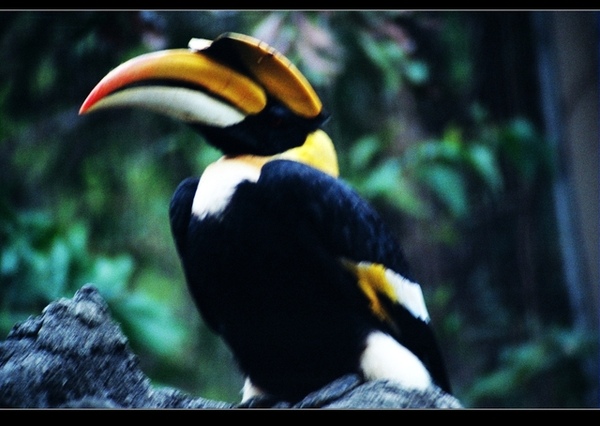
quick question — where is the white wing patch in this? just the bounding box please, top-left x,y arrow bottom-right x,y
384,268 -> 430,323
360,330 -> 432,391
350,261 -> 430,323
192,158 -> 261,220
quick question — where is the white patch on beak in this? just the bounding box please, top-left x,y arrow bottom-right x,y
90,86 -> 246,127
188,37 -> 213,51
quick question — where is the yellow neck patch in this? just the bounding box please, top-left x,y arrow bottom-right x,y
223,129 -> 338,179
276,129 -> 339,177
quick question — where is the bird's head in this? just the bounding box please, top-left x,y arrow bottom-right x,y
80,32 -> 338,177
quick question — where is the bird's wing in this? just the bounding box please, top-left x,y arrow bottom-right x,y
258,159 -> 451,393
259,159 -> 410,281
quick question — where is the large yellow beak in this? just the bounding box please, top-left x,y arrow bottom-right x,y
79,48 -> 267,127
79,32 -> 323,126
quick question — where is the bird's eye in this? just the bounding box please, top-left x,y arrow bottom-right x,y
266,102 -> 292,128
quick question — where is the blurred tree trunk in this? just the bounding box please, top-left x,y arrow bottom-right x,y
532,11 -> 599,406
469,10 -> 598,405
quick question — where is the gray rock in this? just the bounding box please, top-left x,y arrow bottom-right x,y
0,284 -> 462,409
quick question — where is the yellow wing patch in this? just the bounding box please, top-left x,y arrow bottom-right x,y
344,260 -> 430,325
344,261 -> 398,324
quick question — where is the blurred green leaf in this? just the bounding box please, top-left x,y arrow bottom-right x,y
111,291 -> 189,360
467,143 -> 503,193
357,31 -> 405,94
499,118 -> 550,185
85,255 -> 134,299
348,135 -> 380,171
403,59 -> 429,85
417,163 -> 468,218
354,158 -> 429,219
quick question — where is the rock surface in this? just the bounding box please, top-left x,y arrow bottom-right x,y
0,284 -> 462,409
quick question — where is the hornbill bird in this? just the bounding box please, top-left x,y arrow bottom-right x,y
80,32 -> 451,403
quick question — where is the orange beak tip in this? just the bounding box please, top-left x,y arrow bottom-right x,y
79,86 -> 103,115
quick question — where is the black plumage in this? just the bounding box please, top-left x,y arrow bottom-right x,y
170,159 -> 450,401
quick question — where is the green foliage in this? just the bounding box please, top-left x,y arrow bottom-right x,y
343,120 -> 508,234
0,202 -> 187,361
464,328 -> 595,407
